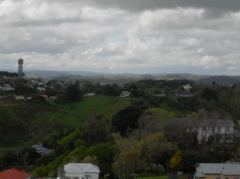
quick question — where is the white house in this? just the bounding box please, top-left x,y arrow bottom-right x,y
120,91 -> 131,98
183,84 -> 192,91
84,93 -> 96,97
32,144 -> 54,156
195,163 -> 240,179
37,87 -> 46,92
15,95 -> 25,101
58,163 -> 100,179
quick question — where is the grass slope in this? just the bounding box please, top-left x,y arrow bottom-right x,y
39,96 -> 131,126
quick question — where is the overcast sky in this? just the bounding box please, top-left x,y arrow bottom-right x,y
1,0 -> 240,74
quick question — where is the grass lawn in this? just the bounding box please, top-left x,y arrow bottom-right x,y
38,96 -> 131,126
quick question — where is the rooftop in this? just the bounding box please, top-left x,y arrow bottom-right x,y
64,163 -> 100,174
195,163 -> 240,177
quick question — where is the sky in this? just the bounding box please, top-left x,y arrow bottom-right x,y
1,0 -> 240,75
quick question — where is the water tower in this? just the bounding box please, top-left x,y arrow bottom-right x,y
18,58 -> 24,77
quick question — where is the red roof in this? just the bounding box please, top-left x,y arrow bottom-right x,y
0,168 -> 31,179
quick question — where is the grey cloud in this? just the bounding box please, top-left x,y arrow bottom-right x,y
84,0 -> 240,16
1,17 -> 83,27
1,0 -> 240,74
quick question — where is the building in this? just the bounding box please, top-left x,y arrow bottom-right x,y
197,119 -> 235,143
183,84 -> 192,91
18,58 -> 24,77
32,144 -> 54,156
0,84 -> 15,92
175,91 -> 194,97
120,91 -> 131,98
195,163 -> 240,179
58,163 -> 100,179
0,168 -> 31,179
84,93 -> 96,97
15,95 -> 25,101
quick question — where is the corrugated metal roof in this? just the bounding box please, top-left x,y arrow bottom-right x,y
223,163 -> 240,175
196,163 -> 240,176
199,163 -> 225,174
64,163 -> 100,174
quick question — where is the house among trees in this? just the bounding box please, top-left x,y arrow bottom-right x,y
197,119 -> 235,143
195,163 -> 240,179
0,83 -> 15,92
58,163 -> 100,179
183,84 -> 192,91
120,91 -> 131,98
175,91 -> 194,97
84,93 -> 96,97
32,144 -> 54,156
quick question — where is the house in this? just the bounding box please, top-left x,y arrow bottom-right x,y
84,93 -> 96,97
0,84 -> 15,92
0,168 -> 31,179
15,95 -> 25,101
175,91 -> 194,97
32,144 -> 54,156
120,91 -> 131,98
37,87 -> 46,92
195,163 -> 240,179
197,119 -> 235,143
183,84 -> 192,91
58,163 -> 100,179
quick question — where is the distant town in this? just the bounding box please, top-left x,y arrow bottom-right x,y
0,59 -> 240,179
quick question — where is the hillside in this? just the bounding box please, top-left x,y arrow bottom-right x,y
38,96 -> 132,127
0,96 -> 131,148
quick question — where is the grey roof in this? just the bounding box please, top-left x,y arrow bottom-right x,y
64,163 -> 100,174
223,163 -> 240,175
195,163 -> 240,177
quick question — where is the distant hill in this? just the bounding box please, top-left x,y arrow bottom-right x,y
24,70 -> 240,86
198,76 -> 240,86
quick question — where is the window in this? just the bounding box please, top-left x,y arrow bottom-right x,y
85,175 -> 92,179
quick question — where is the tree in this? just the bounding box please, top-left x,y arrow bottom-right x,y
201,88 -> 218,101
64,82 -> 82,102
169,150 -> 182,171
139,133 -> 173,172
113,150 -> 143,179
91,143 -> 117,177
82,115 -> 112,146
112,106 -> 144,136
97,84 -> 121,96
164,118 -> 197,150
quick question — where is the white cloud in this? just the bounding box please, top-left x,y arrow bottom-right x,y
0,0 -> 240,74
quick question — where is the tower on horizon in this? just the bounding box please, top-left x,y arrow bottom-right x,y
18,58 -> 24,77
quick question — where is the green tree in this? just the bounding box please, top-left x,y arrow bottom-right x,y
64,82 -> 82,102
82,115 -> 112,146
112,106 -> 144,136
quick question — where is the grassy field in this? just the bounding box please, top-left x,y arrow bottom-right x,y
38,96 -> 132,126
